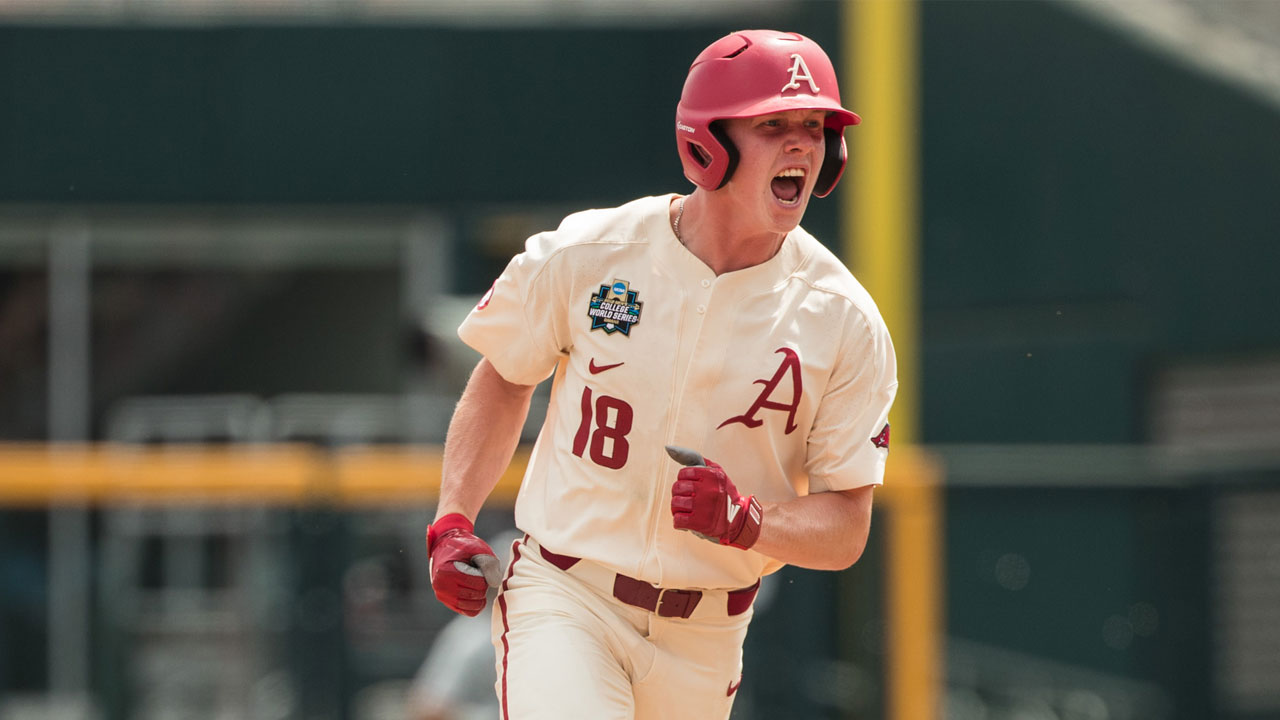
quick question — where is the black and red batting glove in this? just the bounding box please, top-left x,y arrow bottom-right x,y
670,459 -> 763,550
426,513 -> 497,616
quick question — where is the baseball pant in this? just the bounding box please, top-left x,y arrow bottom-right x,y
491,536 -> 753,720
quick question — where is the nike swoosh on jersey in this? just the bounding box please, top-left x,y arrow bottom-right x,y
727,678 -> 742,696
588,359 -> 625,374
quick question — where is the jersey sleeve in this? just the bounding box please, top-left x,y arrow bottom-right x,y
457,231 -> 572,386
804,308 -> 898,492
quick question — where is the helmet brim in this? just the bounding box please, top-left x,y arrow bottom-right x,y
714,95 -> 861,128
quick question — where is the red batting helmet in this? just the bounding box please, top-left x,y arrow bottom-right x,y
676,30 -> 860,198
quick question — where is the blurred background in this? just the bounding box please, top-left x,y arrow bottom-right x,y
2,0 -> 1279,718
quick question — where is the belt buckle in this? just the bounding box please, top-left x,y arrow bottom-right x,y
656,588 -> 702,619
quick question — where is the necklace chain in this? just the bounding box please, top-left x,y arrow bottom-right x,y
673,197 -> 686,242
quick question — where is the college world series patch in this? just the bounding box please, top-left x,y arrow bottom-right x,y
587,280 -> 643,336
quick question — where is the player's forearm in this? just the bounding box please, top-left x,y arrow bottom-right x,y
751,485 -> 874,571
435,358 -> 536,522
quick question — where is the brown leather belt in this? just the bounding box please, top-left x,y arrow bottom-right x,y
537,543 -> 759,620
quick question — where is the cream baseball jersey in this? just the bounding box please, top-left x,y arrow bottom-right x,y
458,194 -> 896,590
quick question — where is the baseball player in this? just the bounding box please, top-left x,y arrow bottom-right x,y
425,29 -> 896,720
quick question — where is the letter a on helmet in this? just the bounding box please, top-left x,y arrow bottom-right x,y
675,30 -> 860,197
782,54 -> 821,94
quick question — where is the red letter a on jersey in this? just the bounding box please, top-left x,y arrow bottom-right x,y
718,347 -> 802,435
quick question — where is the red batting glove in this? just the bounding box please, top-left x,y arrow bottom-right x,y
427,513 -> 497,616
670,459 -> 763,550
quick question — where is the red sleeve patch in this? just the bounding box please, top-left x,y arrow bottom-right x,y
871,423 -> 890,449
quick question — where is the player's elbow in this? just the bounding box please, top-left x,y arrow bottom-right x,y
826,534 -> 870,571
795,528 -> 869,571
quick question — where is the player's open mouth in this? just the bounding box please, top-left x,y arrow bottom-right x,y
771,168 -> 805,206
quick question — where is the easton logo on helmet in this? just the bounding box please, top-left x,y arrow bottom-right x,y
782,53 -> 820,94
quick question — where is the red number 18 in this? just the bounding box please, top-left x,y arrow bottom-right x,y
572,387 -> 633,469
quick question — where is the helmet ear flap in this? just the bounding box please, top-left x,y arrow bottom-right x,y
707,122 -> 739,190
812,127 -> 848,198
684,141 -> 713,170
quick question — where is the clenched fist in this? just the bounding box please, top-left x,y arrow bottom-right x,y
670,458 -> 763,550
426,513 -> 500,616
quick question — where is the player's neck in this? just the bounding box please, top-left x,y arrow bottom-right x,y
671,193 -> 787,276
